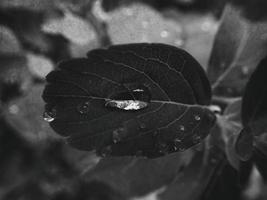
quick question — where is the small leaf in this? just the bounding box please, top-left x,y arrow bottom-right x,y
208,4 -> 267,96
43,43 -> 215,158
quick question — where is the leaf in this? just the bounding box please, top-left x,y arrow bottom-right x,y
158,147 -> 225,200
0,25 -> 21,54
241,56 -> 267,135
42,11 -> 96,45
84,150 -> 194,198
105,4 -> 184,47
26,53 -> 54,79
229,0 -> 267,21
235,127 -> 253,161
207,4 -> 267,96
43,43 -> 216,158
235,56 -> 267,161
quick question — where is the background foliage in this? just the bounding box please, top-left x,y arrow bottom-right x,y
0,0 -> 267,199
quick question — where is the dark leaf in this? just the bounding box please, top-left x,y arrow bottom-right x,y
255,132 -> 267,157
235,127 -> 253,161
235,56 -> 267,161
253,148 -> 267,181
84,150 -> 194,198
43,43 -> 215,158
241,56 -> 267,135
229,0 -> 267,21
207,4 -> 267,96
158,146 -> 225,200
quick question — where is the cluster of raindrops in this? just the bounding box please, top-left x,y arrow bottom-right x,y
112,127 -> 126,144
77,101 -> 91,114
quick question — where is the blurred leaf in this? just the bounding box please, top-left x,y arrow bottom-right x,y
26,53 -> 54,79
0,54 -> 32,102
43,43 -> 215,158
85,150 -> 194,198
106,3 -> 185,47
207,4 -> 267,96
0,8 -> 51,53
0,0 -> 54,11
4,84 -> 60,144
0,25 -> 21,54
42,11 -> 96,45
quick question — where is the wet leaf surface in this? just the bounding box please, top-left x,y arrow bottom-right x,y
43,43 -> 216,157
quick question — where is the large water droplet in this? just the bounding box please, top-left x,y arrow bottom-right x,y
194,115 -> 201,121
77,101 -> 90,114
105,100 -> 148,111
43,107 -> 56,122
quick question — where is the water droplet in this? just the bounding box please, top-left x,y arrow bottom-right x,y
201,20 -> 212,32
194,115 -> 201,121
105,100 -> 148,111
179,125 -> 185,131
43,107 -> 56,122
100,146 -> 112,157
139,122 -> 147,130
112,127 -> 126,143
242,66 -> 249,75
174,39 -> 184,47
160,30 -> 169,38
174,138 -> 182,146
192,135 -> 201,144
77,101 -> 90,114
9,104 -> 19,114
